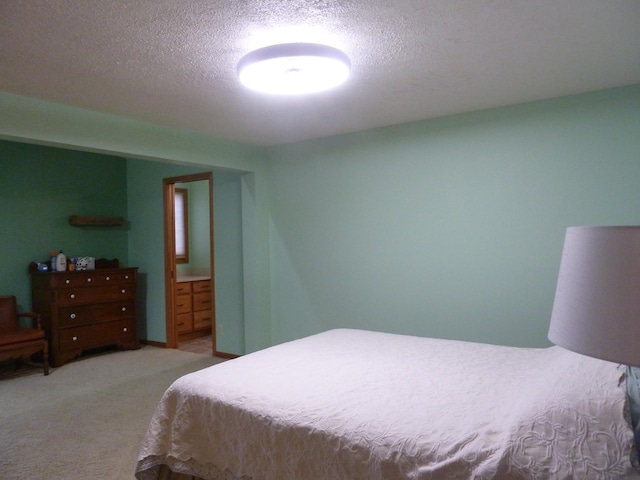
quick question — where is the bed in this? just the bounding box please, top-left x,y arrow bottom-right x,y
135,329 -> 640,479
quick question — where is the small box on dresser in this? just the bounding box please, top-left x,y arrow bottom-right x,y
31,266 -> 139,367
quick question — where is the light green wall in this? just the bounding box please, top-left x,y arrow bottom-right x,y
0,140 -> 128,311
176,179 -> 211,274
189,180 -> 212,271
127,162 -> 246,352
214,173 -> 245,354
125,159 -> 208,342
266,85 -> 640,347
0,91 -> 271,353
0,140 -> 247,353
2,86 -> 639,352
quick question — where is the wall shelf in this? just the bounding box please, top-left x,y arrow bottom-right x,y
69,215 -> 125,226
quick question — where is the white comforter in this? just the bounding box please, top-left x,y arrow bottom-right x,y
136,329 -> 639,479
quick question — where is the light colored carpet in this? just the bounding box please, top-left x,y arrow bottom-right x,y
0,346 -> 225,479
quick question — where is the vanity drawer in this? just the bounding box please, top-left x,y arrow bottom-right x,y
175,294 -> 192,314
175,278 -> 212,337
193,292 -> 212,311
57,284 -> 136,306
192,280 -> 211,294
59,319 -> 135,352
193,310 -> 212,330
58,301 -> 135,327
176,313 -> 193,333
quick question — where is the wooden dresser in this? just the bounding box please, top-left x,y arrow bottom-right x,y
31,267 -> 139,367
176,278 -> 213,341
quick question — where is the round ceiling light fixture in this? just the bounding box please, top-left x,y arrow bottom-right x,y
237,43 -> 351,95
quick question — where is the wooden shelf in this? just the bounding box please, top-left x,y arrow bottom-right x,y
69,215 -> 125,226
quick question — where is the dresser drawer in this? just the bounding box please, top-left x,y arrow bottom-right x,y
192,280 -> 211,294
175,282 -> 191,295
193,310 -> 212,330
59,319 -> 135,352
58,300 -> 135,327
57,284 -> 135,306
54,270 -> 136,289
31,266 -> 139,367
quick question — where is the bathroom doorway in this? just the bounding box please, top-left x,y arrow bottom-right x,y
163,172 -> 215,354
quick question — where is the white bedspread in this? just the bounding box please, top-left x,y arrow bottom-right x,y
136,329 -> 639,479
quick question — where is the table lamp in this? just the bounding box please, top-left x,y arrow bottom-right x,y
548,226 -> 640,367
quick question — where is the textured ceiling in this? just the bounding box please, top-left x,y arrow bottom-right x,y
1,0 -> 639,146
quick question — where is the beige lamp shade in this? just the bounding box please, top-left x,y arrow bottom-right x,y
548,226 -> 640,367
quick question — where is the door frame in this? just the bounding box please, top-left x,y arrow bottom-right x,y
163,172 -> 216,353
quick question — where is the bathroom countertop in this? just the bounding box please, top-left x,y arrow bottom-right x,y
176,275 -> 211,283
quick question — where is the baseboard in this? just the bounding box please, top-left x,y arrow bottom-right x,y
140,339 -> 167,348
215,351 -> 239,359
139,339 -> 238,359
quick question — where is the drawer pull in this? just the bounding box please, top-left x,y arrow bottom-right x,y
123,327 -> 128,332
106,276 -> 111,281
201,300 -> 211,304
121,307 -> 127,312
125,275 -> 129,280
121,289 -> 126,294
70,313 -> 76,319
65,279 -> 70,284
70,293 -> 75,299
87,277 -> 92,283
72,336 -> 78,341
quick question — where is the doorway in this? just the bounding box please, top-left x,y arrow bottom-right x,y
163,172 -> 216,354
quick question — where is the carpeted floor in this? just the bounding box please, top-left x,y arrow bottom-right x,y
0,346 -> 225,479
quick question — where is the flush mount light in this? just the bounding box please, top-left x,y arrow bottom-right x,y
237,43 -> 350,95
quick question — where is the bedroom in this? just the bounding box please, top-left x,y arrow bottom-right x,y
1,2 -> 639,354
2,86 -> 639,356
1,1 -> 640,477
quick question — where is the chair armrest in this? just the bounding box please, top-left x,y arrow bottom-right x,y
18,311 -> 42,330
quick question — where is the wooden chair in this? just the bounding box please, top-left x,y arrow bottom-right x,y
0,295 -> 49,375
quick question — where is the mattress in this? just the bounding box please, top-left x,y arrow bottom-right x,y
136,328 -> 640,479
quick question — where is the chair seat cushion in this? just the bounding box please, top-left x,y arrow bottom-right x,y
0,327 -> 45,346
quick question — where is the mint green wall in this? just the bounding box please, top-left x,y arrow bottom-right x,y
125,159 -> 208,341
266,85 -> 640,348
0,92 -> 271,353
214,173 -> 245,354
127,161 -> 246,351
176,179 -> 211,274
0,140 -> 128,311
0,145 -> 246,349
190,180 -> 212,271
2,86 -> 639,352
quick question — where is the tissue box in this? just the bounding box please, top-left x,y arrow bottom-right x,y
76,257 -> 95,270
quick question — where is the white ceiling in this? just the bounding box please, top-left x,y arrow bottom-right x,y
1,1 -> 639,147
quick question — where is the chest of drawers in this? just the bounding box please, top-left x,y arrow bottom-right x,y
31,267 -> 139,367
175,278 -> 213,341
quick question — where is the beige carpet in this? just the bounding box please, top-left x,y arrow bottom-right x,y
0,346 -> 225,479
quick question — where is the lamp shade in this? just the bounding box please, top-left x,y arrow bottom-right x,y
548,226 -> 640,367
